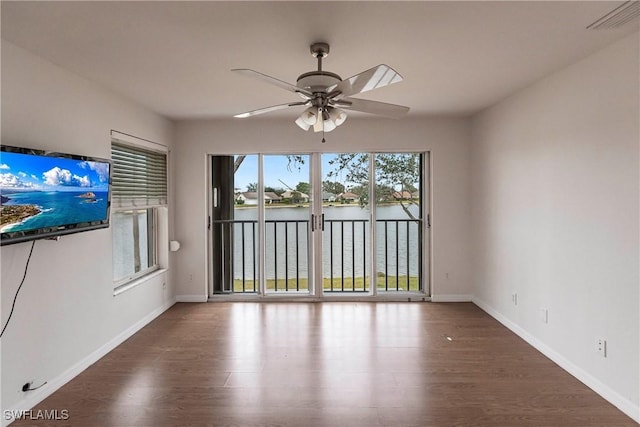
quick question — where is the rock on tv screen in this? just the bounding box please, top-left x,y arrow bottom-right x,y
0,145 -> 111,246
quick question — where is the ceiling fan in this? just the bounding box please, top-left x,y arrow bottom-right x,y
232,42 -> 409,140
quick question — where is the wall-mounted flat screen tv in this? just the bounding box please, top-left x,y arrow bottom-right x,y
0,145 -> 111,246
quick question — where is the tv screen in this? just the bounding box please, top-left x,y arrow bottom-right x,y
0,145 -> 111,246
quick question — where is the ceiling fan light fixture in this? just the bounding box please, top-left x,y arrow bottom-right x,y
298,107 -> 318,126
295,116 -> 312,131
322,119 -> 337,133
330,107 -> 347,126
296,106 -> 345,133
313,117 -> 324,133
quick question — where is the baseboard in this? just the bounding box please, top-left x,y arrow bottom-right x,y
208,293 -> 431,303
2,297 -> 176,427
472,296 -> 640,424
175,294 -> 208,302
431,294 -> 473,302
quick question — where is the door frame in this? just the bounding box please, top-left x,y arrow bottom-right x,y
207,151 -> 432,300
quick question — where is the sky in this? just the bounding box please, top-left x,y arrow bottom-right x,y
0,151 -> 110,191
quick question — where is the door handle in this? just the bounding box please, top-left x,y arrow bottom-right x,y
311,214 -> 324,231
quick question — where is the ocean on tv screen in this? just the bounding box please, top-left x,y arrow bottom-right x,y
0,150 -> 110,234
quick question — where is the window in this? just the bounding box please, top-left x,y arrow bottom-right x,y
111,138 -> 167,288
112,208 -> 156,282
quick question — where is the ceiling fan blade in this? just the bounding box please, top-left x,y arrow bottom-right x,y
234,102 -> 307,118
328,64 -> 403,99
232,69 -> 313,98
338,97 -> 409,119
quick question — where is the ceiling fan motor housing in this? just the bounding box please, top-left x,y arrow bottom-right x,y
296,42 -> 341,94
296,71 -> 341,93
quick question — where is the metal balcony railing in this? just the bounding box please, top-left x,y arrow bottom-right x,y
215,217 -> 422,293
376,219 -> 423,292
324,219 -> 369,292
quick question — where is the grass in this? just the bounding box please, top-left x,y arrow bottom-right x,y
232,275 -> 420,293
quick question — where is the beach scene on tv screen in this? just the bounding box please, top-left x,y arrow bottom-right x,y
0,151 -> 110,234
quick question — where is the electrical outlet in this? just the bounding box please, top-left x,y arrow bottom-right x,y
596,338 -> 607,357
539,308 -> 548,323
511,293 -> 518,305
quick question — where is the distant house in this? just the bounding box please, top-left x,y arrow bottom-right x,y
264,192 -> 282,204
322,192 -> 337,202
392,190 -> 413,200
338,192 -> 359,203
239,192 -> 259,205
280,190 -> 309,203
237,192 -> 281,205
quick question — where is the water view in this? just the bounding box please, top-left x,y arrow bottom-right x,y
221,152 -> 425,293
1,191 -> 109,232
232,204 -> 422,292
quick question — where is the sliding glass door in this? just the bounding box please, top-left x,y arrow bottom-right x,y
210,152 -> 428,297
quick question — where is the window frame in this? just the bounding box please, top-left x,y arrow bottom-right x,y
112,207 -> 160,288
110,131 -> 168,292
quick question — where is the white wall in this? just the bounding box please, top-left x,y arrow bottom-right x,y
172,116 -> 472,301
470,32 -> 639,421
0,41 -> 176,419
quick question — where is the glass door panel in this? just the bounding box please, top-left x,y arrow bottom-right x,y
321,153 -> 371,293
374,153 -> 423,292
263,155 -> 312,294
232,155 -> 259,293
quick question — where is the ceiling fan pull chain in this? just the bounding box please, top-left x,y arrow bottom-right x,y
322,115 -> 326,143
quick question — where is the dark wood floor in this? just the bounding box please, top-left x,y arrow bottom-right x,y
17,302 -> 637,426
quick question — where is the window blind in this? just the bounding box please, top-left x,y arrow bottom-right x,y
111,141 -> 167,207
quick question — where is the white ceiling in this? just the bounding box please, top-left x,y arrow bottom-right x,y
2,1 -> 638,120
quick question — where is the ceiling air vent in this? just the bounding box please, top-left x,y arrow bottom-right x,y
587,1 -> 640,29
